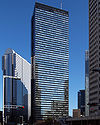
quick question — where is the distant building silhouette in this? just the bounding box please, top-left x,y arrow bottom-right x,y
78,90 -> 85,116
31,2 -> 69,122
2,48 -> 31,123
0,111 -> 3,124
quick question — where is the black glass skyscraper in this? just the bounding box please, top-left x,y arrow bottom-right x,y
31,2 -> 69,121
78,90 -> 85,116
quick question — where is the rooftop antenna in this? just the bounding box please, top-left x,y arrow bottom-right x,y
61,0 -> 62,9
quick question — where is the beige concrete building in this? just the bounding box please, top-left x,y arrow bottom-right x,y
73,109 -> 81,118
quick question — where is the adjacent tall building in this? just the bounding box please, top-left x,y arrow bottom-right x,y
2,48 -> 31,123
89,0 -> 100,116
31,2 -> 69,121
78,90 -> 85,116
85,50 -> 89,116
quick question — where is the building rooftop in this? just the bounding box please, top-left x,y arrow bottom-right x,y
35,2 -> 69,16
4,48 -> 30,65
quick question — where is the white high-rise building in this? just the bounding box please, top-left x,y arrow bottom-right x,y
2,48 -> 31,123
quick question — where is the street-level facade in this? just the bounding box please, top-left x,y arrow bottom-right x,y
31,2 -> 69,121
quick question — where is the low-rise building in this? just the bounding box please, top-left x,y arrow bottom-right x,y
73,109 -> 81,118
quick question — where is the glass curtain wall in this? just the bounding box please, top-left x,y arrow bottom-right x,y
31,2 -> 69,121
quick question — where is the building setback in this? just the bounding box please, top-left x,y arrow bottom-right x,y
31,2 -> 69,122
85,50 -> 89,116
89,0 -> 100,116
78,90 -> 85,116
2,48 -> 31,123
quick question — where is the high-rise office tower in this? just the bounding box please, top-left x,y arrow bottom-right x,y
2,48 -> 31,123
78,90 -> 85,116
85,50 -> 89,116
31,2 -> 69,121
89,0 -> 100,116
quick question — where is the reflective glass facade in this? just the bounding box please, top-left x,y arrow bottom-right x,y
31,2 -> 69,121
78,90 -> 85,116
2,48 -> 31,122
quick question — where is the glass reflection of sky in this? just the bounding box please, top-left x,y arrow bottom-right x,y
32,3 -> 69,119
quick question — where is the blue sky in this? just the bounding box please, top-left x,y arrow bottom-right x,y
0,0 -> 88,115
